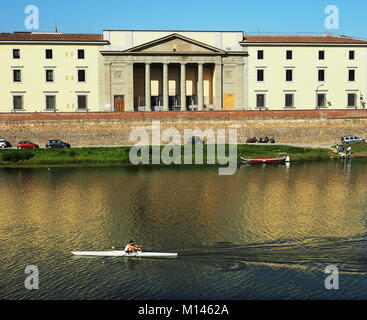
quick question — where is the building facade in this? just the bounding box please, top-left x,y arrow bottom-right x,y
1,30 -> 367,113
0,32 -> 108,113
242,35 -> 367,110
101,30 -> 246,112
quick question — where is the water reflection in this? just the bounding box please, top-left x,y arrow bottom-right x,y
1,162 -> 367,249
1,160 -> 367,299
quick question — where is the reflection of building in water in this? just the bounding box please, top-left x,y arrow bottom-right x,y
0,169 -> 111,250
237,163 -> 367,241
1,164 -> 367,251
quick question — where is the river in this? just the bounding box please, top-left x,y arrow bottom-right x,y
1,159 -> 367,299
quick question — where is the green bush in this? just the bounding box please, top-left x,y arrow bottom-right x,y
69,150 -> 77,157
1,151 -> 35,162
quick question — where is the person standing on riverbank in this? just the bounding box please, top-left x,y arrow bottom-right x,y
347,146 -> 352,157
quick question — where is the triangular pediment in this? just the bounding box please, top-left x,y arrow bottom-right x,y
124,33 -> 226,54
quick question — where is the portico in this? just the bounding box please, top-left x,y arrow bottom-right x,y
133,61 -> 218,111
101,33 -> 246,112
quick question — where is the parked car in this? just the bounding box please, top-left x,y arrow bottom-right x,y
0,139 -> 12,148
46,140 -> 71,148
246,137 -> 258,143
17,141 -> 39,149
246,137 -> 275,144
258,137 -> 270,143
341,136 -> 365,144
188,136 -> 205,144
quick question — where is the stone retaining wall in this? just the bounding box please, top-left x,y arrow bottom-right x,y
0,110 -> 366,146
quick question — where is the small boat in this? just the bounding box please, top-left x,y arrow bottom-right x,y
71,250 -> 178,258
241,156 -> 290,164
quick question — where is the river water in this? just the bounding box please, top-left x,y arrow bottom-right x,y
1,160 -> 367,300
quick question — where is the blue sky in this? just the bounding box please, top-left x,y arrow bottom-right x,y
1,0 -> 367,38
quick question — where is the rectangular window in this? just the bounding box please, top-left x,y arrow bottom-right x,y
13,49 -> 20,59
285,94 -> 294,108
286,50 -> 292,60
77,95 -> 87,109
257,69 -> 264,82
349,69 -> 356,81
78,69 -> 86,82
349,51 -> 355,60
13,69 -> 21,82
78,49 -> 85,59
46,95 -> 56,110
256,94 -> 265,108
257,50 -> 264,60
46,49 -> 53,59
318,69 -> 325,82
347,93 -> 357,107
317,93 -> 326,108
13,95 -> 23,110
46,69 -> 54,82
286,69 -> 293,82
319,50 -> 325,60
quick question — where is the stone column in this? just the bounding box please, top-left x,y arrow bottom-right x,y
145,63 -> 151,110
198,63 -> 204,110
104,63 -> 112,111
236,62 -> 244,110
213,63 -> 222,110
125,62 -> 134,112
163,63 -> 169,111
180,63 -> 187,111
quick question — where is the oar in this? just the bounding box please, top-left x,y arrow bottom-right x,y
111,245 -> 144,253
111,245 -> 143,251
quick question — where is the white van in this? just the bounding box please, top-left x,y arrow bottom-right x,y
341,136 -> 365,144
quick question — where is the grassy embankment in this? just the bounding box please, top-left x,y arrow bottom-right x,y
0,144 -> 348,167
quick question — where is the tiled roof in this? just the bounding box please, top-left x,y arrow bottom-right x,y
241,35 -> 367,44
0,32 -> 106,42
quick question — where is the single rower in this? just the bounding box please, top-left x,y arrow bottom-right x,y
124,240 -> 143,253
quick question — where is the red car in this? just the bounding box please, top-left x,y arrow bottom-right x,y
17,141 -> 39,149
246,137 -> 258,143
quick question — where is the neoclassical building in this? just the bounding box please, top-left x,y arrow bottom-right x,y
1,29 -> 367,113
101,30 -> 247,112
